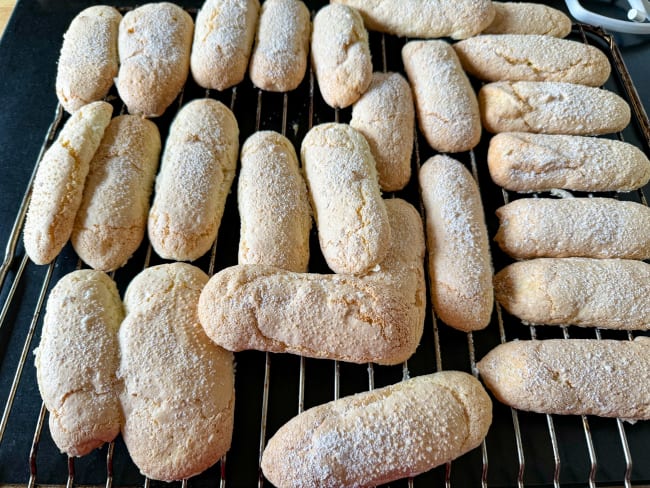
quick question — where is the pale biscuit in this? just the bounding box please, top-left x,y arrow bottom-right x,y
191,0 -> 260,91
23,101 -> 113,265
261,371 -> 492,487
494,258 -> 650,329
117,3 -> 194,117
311,4 -> 372,108
249,0 -> 310,92
402,40 -> 481,153
454,35 -> 611,86
495,197 -> 650,260
148,99 -> 239,262
482,2 -> 572,37
199,199 -> 426,366
35,270 -> 123,457
56,6 -> 122,113
419,155 -> 493,331
301,123 -> 390,274
238,131 -> 311,272
478,338 -> 650,420
118,263 -> 235,481
72,115 -> 161,271
479,81 -> 631,135
331,0 -> 495,40
350,72 -> 414,192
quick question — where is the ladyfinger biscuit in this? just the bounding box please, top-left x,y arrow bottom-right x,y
331,0 -> 495,40
261,371 -> 492,487
419,155 -> 493,331
148,99 -> 239,262
118,263 -> 235,481
249,0 -> 310,92
487,132 -> 650,192
199,199 -> 426,366
494,258 -> 650,329
402,40 -> 481,153
301,123 -> 390,274
35,270 -> 123,457
454,35 -> 611,86
72,115 -> 161,271
56,6 -> 122,113
482,2 -> 572,37
479,81 -> 631,135
311,4 -> 372,108
478,338 -> 650,419
495,198 -> 650,260
191,0 -> 259,91
238,131 -> 311,272
23,101 -> 113,265
350,72 -> 414,192
117,3 -> 194,117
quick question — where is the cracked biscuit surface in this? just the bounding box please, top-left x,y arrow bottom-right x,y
482,2 -> 572,37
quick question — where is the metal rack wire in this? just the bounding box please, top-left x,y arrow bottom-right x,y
0,8 -> 649,487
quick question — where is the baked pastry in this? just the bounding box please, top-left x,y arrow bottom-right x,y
191,0 -> 260,91
118,263 -> 235,481
419,155 -> 493,331
249,0 -> 311,92
72,115 -> 161,271
482,2 -> 572,37
24,101 -> 113,265
478,338 -> 650,419
494,258 -> 650,329
454,35 -> 610,86
402,40 -> 481,153
495,197 -> 650,260
301,123 -> 390,274
35,270 -> 123,457
148,99 -> 239,262
479,81 -> 631,135
350,72 -> 414,192
56,6 -> 122,113
330,0 -> 495,39
311,4 -> 372,108
261,371 -> 492,487
487,132 -> 650,192
238,130 -> 311,272
117,2 -> 194,117
199,199 -> 426,366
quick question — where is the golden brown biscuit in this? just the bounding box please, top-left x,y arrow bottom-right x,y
482,2 -> 572,37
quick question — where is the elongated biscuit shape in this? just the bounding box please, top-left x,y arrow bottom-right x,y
72,115 -> 161,271
311,4 -> 372,108
350,72 -> 414,192
191,0 -> 260,91
56,6 -> 122,113
478,338 -> 650,419
494,258 -> 650,329
261,371 -> 492,487
420,155 -> 493,331
487,132 -> 650,192
301,123 -> 390,274
238,131 -> 311,272
35,270 -> 123,457
199,199 -> 425,366
479,81 -> 631,135
148,99 -> 239,262
249,0 -> 310,92
482,2 -> 572,37
495,198 -> 650,260
402,40 -> 481,153
24,101 -> 113,265
118,263 -> 235,481
331,0 -> 495,40
117,3 -> 194,117
454,35 -> 611,86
